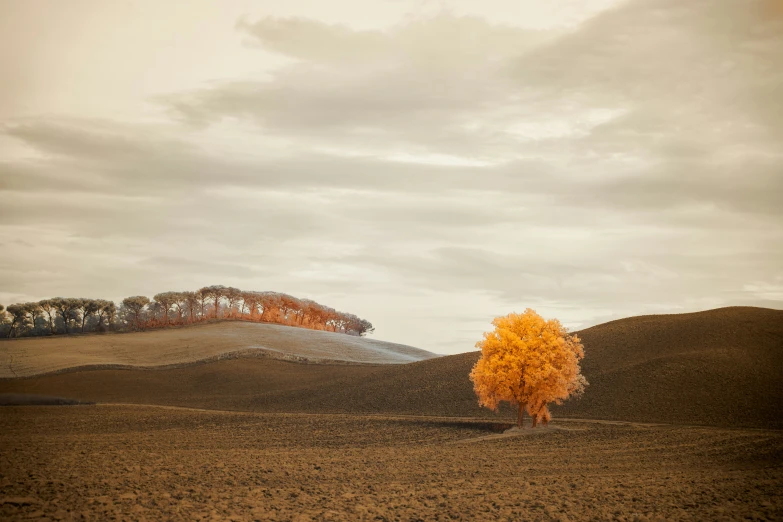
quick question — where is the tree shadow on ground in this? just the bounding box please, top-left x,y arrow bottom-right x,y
0,393 -> 94,406
394,418 -> 515,433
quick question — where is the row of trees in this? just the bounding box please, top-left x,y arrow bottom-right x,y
0,299 -> 116,338
0,285 -> 374,339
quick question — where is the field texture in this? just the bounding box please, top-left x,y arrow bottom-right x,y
1,405 -> 781,521
0,321 -> 437,378
1,307 -> 781,521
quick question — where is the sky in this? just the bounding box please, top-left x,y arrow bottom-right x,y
1,0 -> 781,354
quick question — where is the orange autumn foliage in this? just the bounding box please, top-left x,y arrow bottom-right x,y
469,309 -> 587,428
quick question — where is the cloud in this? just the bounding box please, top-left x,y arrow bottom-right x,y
156,2 -> 783,219
165,14 -> 554,159
1,0 -> 781,352
5,115 -> 780,225
510,0 -> 783,159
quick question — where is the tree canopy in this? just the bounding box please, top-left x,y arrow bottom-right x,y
1,286 -> 373,339
469,309 -> 587,428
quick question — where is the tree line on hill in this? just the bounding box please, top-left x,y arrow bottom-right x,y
0,286 -> 374,339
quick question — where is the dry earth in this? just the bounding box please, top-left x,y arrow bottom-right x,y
1,307 -> 781,520
0,321 -> 437,378
1,405 -> 781,521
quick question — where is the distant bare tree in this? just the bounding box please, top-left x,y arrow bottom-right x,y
271,293 -> 285,322
39,299 -> 58,334
224,287 -> 242,317
121,296 -> 150,331
170,292 -> 187,324
237,292 -> 248,317
241,292 -> 259,320
147,300 -> 164,326
198,286 -> 215,318
104,300 -> 117,329
358,318 -> 375,336
183,291 -> 198,323
258,292 -> 280,322
314,303 -> 333,330
199,285 -> 226,319
343,314 -> 374,336
194,289 -> 207,320
153,292 -> 177,326
70,299 -> 86,332
6,304 -> 29,338
332,314 -> 348,334
3,286 -> 373,339
24,302 -> 43,334
320,306 -> 337,331
278,294 -> 301,325
52,297 -> 82,334
49,298 -> 66,334
94,299 -> 115,331
81,299 -> 101,333
300,300 -> 325,328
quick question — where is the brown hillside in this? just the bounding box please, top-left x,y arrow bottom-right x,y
2,307 -> 781,428
0,321 -> 437,378
555,306 -> 783,427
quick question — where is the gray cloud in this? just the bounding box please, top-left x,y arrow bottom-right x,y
165,14 -> 553,158
512,0 -> 783,134
1,0 -> 781,352
5,117 -> 780,223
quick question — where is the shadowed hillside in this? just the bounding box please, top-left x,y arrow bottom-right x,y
2,307 -> 781,428
555,306 -> 783,426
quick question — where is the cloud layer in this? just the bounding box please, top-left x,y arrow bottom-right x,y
1,0 -> 781,352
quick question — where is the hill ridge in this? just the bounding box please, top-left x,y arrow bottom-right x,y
578,305 -> 775,328
1,306 -> 781,429
0,320 -> 437,379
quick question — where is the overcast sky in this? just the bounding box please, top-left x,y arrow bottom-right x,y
1,0 -> 781,354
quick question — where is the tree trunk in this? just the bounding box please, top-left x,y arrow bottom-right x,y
531,415 -> 538,428
517,403 -> 525,428
60,312 -> 69,334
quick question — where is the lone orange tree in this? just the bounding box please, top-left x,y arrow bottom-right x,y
469,309 -> 587,428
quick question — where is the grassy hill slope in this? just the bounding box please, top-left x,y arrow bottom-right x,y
0,321 -> 437,378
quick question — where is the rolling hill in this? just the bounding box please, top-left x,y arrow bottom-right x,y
0,321 -> 438,378
2,307 -> 781,428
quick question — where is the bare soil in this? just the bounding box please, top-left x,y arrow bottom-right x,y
1,405 -> 781,521
1,307 -> 781,520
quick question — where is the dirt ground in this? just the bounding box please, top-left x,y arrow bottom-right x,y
1,405 -> 781,521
